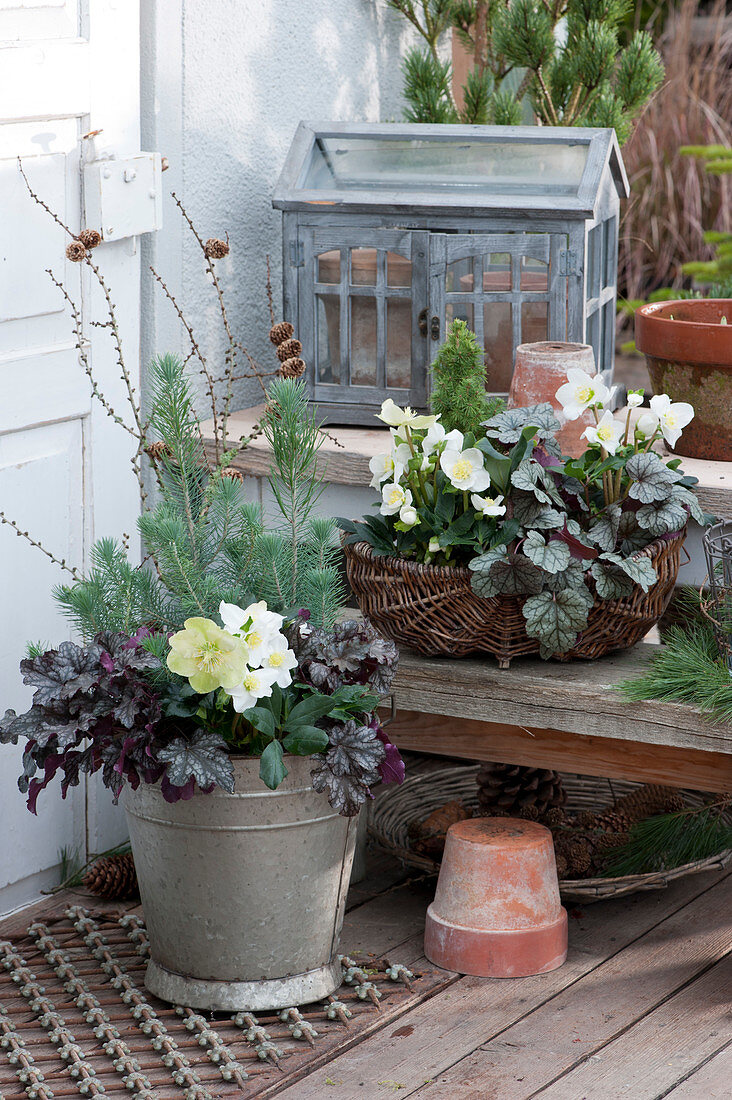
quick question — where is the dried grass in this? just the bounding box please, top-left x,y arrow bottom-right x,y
618,0 -> 732,302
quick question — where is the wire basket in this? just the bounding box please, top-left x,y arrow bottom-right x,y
369,765 -> 732,903
344,531 -> 685,666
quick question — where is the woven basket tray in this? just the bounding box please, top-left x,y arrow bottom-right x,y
369,765 -> 732,903
344,531 -> 685,666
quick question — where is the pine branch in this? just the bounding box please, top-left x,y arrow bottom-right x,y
604,802 -> 732,876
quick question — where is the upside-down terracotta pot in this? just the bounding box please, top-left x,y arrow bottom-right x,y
508,341 -> 596,458
635,299 -> 732,461
424,817 -> 568,978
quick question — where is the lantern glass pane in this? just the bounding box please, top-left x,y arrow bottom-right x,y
351,247 -> 377,285
317,250 -> 341,284
483,302 -> 513,392
316,295 -> 340,384
350,297 -> 378,385
446,257 -> 473,293
386,299 -> 412,388
446,300 -> 474,330
522,301 -> 548,346
387,251 -> 412,287
485,254 -> 512,292
303,137 -> 589,196
520,255 -> 549,292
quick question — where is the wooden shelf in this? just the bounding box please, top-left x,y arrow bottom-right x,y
204,405 -> 732,517
387,644 -> 732,792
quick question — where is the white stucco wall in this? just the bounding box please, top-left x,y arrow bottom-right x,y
140,0 -> 418,412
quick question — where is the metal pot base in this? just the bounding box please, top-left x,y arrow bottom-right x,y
144,956 -> 344,1012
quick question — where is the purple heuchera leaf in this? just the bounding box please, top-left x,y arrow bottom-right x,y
375,727 -> 405,785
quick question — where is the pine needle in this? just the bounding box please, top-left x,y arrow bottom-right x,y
618,622 -> 732,725
604,803 -> 732,876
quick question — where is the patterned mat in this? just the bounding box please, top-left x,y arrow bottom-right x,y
0,907 -> 447,1098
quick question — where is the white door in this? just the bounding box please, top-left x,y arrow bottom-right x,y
0,0 -> 144,915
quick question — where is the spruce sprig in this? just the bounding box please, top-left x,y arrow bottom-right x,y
429,318 -> 505,435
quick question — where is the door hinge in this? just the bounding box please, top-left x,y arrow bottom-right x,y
289,240 -> 304,268
559,249 -> 578,277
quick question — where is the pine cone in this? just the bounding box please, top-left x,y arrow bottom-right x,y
280,356 -> 306,379
409,800 -> 471,860
145,440 -> 171,461
612,785 -> 685,824
83,853 -> 138,900
78,228 -> 102,250
476,762 -> 566,818
204,237 -> 230,259
554,851 -> 568,879
542,806 -> 568,829
221,466 -> 243,483
66,239 -> 87,262
564,837 -> 593,876
276,337 -> 303,363
269,321 -> 294,346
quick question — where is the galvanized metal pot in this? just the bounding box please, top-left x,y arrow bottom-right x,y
122,756 -> 357,1012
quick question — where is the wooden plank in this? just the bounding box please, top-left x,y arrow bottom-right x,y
418,874 -> 732,1099
391,648 -> 732,756
274,869 -> 731,1099
535,954 -> 732,1099
664,1041 -> 732,1098
387,711 -> 732,792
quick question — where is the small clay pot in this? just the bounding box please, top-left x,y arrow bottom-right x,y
635,299 -> 732,461
508,341 -> 596,458
424,817 -> 568,978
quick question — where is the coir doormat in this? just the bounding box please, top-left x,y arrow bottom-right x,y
0,906 -> 450,1098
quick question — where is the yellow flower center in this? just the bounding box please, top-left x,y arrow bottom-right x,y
243,673 -> 259,691
453,459 -> 473,480
385,456 -> 394,471
597,425 -> 613,442
269,651 -> 284,667
388,488 -> 403,505
197,641 -> 223,672
247,631 -> 262,648
576,385 -> 594,403
664,412 -> 677,427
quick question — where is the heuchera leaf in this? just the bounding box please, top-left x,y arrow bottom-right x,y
483,403 -> 561,443
636,497 -> 688,537
511,492 -> 564,530
522,531 -> 571,574
522,587 -> 593,657
617,511 -> 649,555
590,560 -> 635,600
510,460 -> 558,506
469,552 -> 544,598
588,504 -> 622,552
310,719 -> 385,816
157,729 -> 235,794
600,550 -> 657,592
626,452 -> 683,504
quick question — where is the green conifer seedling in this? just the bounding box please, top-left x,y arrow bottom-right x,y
429,319 -> 503,436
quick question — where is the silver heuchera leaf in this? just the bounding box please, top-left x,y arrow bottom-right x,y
511,460 -> 557,506
588,504 -> 622,552
626,452 -> 683,504
522,587 -> 593,658
590,560 -> 634,600
522,531 -> 571,574
600,550 -> 657,592
617,512 -> 648,555
544,560 -> 589,592
512,492 -> 564,530
670,484 -> 704,526
483,403 -> 561,443
636,497 -> 688,537
469,552 -> 543,598
158,730 -> 235,793
310,720 -> 385,816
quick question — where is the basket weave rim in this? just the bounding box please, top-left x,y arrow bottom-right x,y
369,764 -> 731,902
346,529 -> 685,580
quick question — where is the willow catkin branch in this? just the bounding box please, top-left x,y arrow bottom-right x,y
0,512 -> 82,580
265,254 -> 276,326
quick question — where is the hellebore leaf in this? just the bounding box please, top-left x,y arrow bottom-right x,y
626,452 -> 683,504
158,729 -> 235,793
522,587 -> 593,658
522,531 -> 571,574
259,739 -> 288,790
282,726 -> 330,755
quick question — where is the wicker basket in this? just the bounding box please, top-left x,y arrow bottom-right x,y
344,531 -> 685,666
369,766 -> 732,903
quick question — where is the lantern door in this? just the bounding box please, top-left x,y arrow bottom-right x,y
298,227 -> 429,421
429,232 -> 569,396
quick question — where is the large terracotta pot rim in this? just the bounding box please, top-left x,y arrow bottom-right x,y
635,298 -> 732,367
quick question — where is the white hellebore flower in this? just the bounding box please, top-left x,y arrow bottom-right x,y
471,493 -> 507,518
381,482 -> 412,516
636,410 -> 659,438
368,443 -> 410,489
582,410 -> 625,455
261,635 -> 298,689
229,666 -> 280,713
219,600 -> 284,666
555,368 -> 614,420
399,503 -> 419,527
649,394 -> 695,449
440,447 -> 491,492
626,391 -> 644,408
422,421 -> 464,458
376,398 -> 437,430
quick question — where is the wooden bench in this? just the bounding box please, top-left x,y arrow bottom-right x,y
387,645 -> 732,793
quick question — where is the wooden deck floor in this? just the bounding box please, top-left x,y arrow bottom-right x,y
2,856 -> 730,1099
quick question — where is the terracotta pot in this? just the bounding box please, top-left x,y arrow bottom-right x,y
635,299 -> 732,460
424,817 -> 568,977
508,341 -> 596,458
